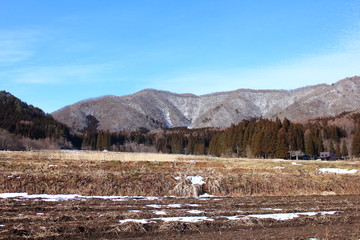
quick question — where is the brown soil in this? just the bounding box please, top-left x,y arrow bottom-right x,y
1,194 -> 359,240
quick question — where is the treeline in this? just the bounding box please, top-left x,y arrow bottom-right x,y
80,126 -> 217,155
79,116 -> 360,158
208,118 -> 349,158
0,91 -> 81,148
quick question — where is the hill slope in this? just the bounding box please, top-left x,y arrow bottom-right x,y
0,91 -> 79,150
52,76 -> 360,132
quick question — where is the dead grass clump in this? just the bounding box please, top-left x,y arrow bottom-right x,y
119,222 -> 148,232
203,171 -> 223,195
159,222 -> 189,232
171,175 -> 203,197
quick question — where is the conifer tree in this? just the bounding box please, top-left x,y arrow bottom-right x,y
276,128 -> 289,159
351,125 -> 360,157
335,141 -> 340,156
341,139 -> 348,157
305,132 -> 316,156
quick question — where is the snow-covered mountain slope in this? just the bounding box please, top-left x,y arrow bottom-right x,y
52,76 -> 360,131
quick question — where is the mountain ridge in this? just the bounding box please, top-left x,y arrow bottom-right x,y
52,76 -> 360,132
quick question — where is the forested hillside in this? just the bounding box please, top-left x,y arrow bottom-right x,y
0,91 -> 81,150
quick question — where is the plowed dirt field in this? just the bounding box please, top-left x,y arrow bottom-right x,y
1,194 -> 359,240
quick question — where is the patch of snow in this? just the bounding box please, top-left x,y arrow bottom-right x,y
152,210 -> 167,215
291,162 -> 302,165
174,176 -> 181,180
199,193 -> 217,200
187,176 -> 205,185
48,164 -> 68,167
185,204 -> 200,207
36,213 -> 44,215
167,204 -> 181,208
198,193 -> 217,198
318,168 -> 358,174
26,194 -> 82,202
0,193 -> 29,198
0,225 -> 4,227
273,166 -> 285,169
243,211 -> 339,221
186,209 -> 204,214
261,208 -> 282,211
0,193 -> 164,202
163,110 -> 173,128
154,216 -> 214,223
118,211 -> 340,225
224,215 -> 243,220
119,219 -> 156,224
146,204 -> 161,208
146,204 -> 181,209
140,196 -> 164,201
128,210 -> 142,213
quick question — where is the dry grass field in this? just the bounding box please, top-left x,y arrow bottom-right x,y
1,151 -> 360,239
0,151 -> 360,196
1,150 -> 360,196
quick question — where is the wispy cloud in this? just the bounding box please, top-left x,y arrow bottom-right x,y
1,62 -> 117,85
0,29 -> 42,64
153,28 -> 360,94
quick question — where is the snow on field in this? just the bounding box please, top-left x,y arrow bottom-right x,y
261,208 -> 282,211
0,193 -> 29,198
198,193 -> 216,197
291,162 -> 302,165
242,211 -> 338,221
152,210 -> 167,215
0,193 -> 164,201
273,166 -> 285,169
147,204 -> 182,208
186,210 -> 204,214
187,176 -> 205,185
0,225 -> 5,227
119,211 -> 340,224
153,216 -> 214,223
0,193 -> 222,202
128,210 -> 142,213
318,168 -> 358,174
119,219 -> 156,224
48,164 -> 68,167
186,204 -> 200,207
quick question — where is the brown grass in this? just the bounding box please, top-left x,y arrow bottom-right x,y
1,150 -> 360,197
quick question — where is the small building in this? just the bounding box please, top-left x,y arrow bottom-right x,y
319,152 -> 336,160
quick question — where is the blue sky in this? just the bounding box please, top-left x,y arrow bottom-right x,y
1,0 -> 360,113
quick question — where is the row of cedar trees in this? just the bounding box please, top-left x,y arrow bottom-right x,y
81,116 -> 360,158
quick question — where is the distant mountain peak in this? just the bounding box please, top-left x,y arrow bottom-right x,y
52,77 -> 360,132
